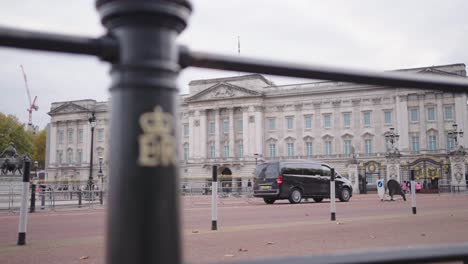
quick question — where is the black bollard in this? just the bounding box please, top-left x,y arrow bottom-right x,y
41,187 -> 45,209
330,167 -> 336,221
100,190 -> 104,205
17,158 -> 31,245
410,170 -> 417,214
30,183 -> 36,213
78,191 -> 82,208
95,1 -> 192,264
211,165 -> 218,230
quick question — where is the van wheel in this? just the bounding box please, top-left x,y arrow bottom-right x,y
263,198 -> 275,204
339,187 -> 351,202
313,197 -> 323,203
288,188 -> 302,204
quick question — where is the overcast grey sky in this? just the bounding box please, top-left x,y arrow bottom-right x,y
0,0 -> 467,129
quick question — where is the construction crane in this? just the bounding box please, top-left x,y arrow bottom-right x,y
20,65 -> 39,133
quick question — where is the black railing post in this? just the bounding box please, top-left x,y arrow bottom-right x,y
30,183 -> 36,213
78,191 -> 82,208
95,1 -> 192,264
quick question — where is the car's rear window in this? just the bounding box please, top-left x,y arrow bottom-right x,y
255,163 -> 279,178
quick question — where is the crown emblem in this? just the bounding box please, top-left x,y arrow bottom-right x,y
138,106 -> 176,167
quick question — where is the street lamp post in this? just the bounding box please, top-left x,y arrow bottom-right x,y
98,156 -> 104,190
87,112 -> 97,191
448,123 -> 464,150
33,161 -> 38,179
254,153 -> 259,165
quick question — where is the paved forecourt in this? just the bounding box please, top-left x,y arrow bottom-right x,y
0,194 -> 467,264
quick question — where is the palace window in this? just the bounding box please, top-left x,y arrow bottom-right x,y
364,139 -> 373,154
427,107 -> 436,121
76,149 -> 82,164
222,119 -> 229,134
286,116 -> 294,130
344,139 -> 352,155
67,149 -> 73,164
237,119 -> 243,134
363,112 -> 372,127
324,114 -> 331,128
223,145 -> 230,157
324,140 -> 332,155
209,144 -> 215,158
304,115 -> 312,129
97,129 -> 104,142
427,134 -> 438,151
287,143 -> 294,157
444,105 -> 454,120
208,121 -> 215,135
446,133 -> 455,151
57,150 -> 63,164
269,144 -> 276,158
78,129 -> 83,143
343,112 -> 351,128
411,136 -> 420,152
238,144 -> 244,158
58,130 -> 64,144
384,110 -> 392,125
183,123 -> 189,137
409,108 -> 419,123
67,129 -> 74,144
305,142 -> 313,156
267,118 -> 276,130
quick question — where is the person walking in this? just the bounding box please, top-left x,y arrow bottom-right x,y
402,181 -> 408,193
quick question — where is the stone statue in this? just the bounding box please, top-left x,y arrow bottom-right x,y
0,142 -> 18,158
0,143 -> 25,175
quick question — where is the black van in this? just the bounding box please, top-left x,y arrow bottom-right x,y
253,161 -> 353,204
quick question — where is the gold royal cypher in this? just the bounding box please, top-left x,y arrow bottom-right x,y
138,106 -> 177,167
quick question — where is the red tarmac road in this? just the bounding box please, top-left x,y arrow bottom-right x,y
0,194 -> 468,263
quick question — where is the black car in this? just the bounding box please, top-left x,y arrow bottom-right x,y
253,160 -> 353,204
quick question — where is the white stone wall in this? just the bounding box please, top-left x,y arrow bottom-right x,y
46,64 -> 468,184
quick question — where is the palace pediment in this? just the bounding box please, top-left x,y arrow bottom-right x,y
48,102 -> 90,115
186,82 -> 262,102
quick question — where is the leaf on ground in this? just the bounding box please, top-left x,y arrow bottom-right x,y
336,222 -> 343,225
305,214 -> 309,216
369,235 -> 376,239
224,254 -> 235,257
79,256 -> 89,260
238,248 -> 248,252
267,241 -> 275,245
192,230 -> 199,233
421,233 -> 426,237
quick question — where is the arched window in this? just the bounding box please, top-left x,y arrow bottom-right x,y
427,129 -> 438,151
303,136 -> 313,157
285,137 -> 295,158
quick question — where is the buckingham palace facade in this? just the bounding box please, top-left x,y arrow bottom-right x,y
45,63 -> 468,191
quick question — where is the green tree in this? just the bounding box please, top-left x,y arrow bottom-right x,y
0,113 -> 34,158
33,129 -> 47,168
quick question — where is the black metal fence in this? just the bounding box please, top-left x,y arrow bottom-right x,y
1,1 -> 468,263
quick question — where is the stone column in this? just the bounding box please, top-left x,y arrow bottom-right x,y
228,108 -> 234,157
199,110 -> 207,159
386,155 -> 402,183
188,110 -> 194,159
242,107 -> 250,156
396,95 -> 409,152
49,121 -> 58,166
455,93 -> 467,147
347,161 -> 359,194
450,150 -> 466,191
214,108 -> 220,157
254,106 -> 264,156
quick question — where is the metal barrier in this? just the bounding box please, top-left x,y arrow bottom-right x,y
0,182 -> 105,212
1,1 -> 468,263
